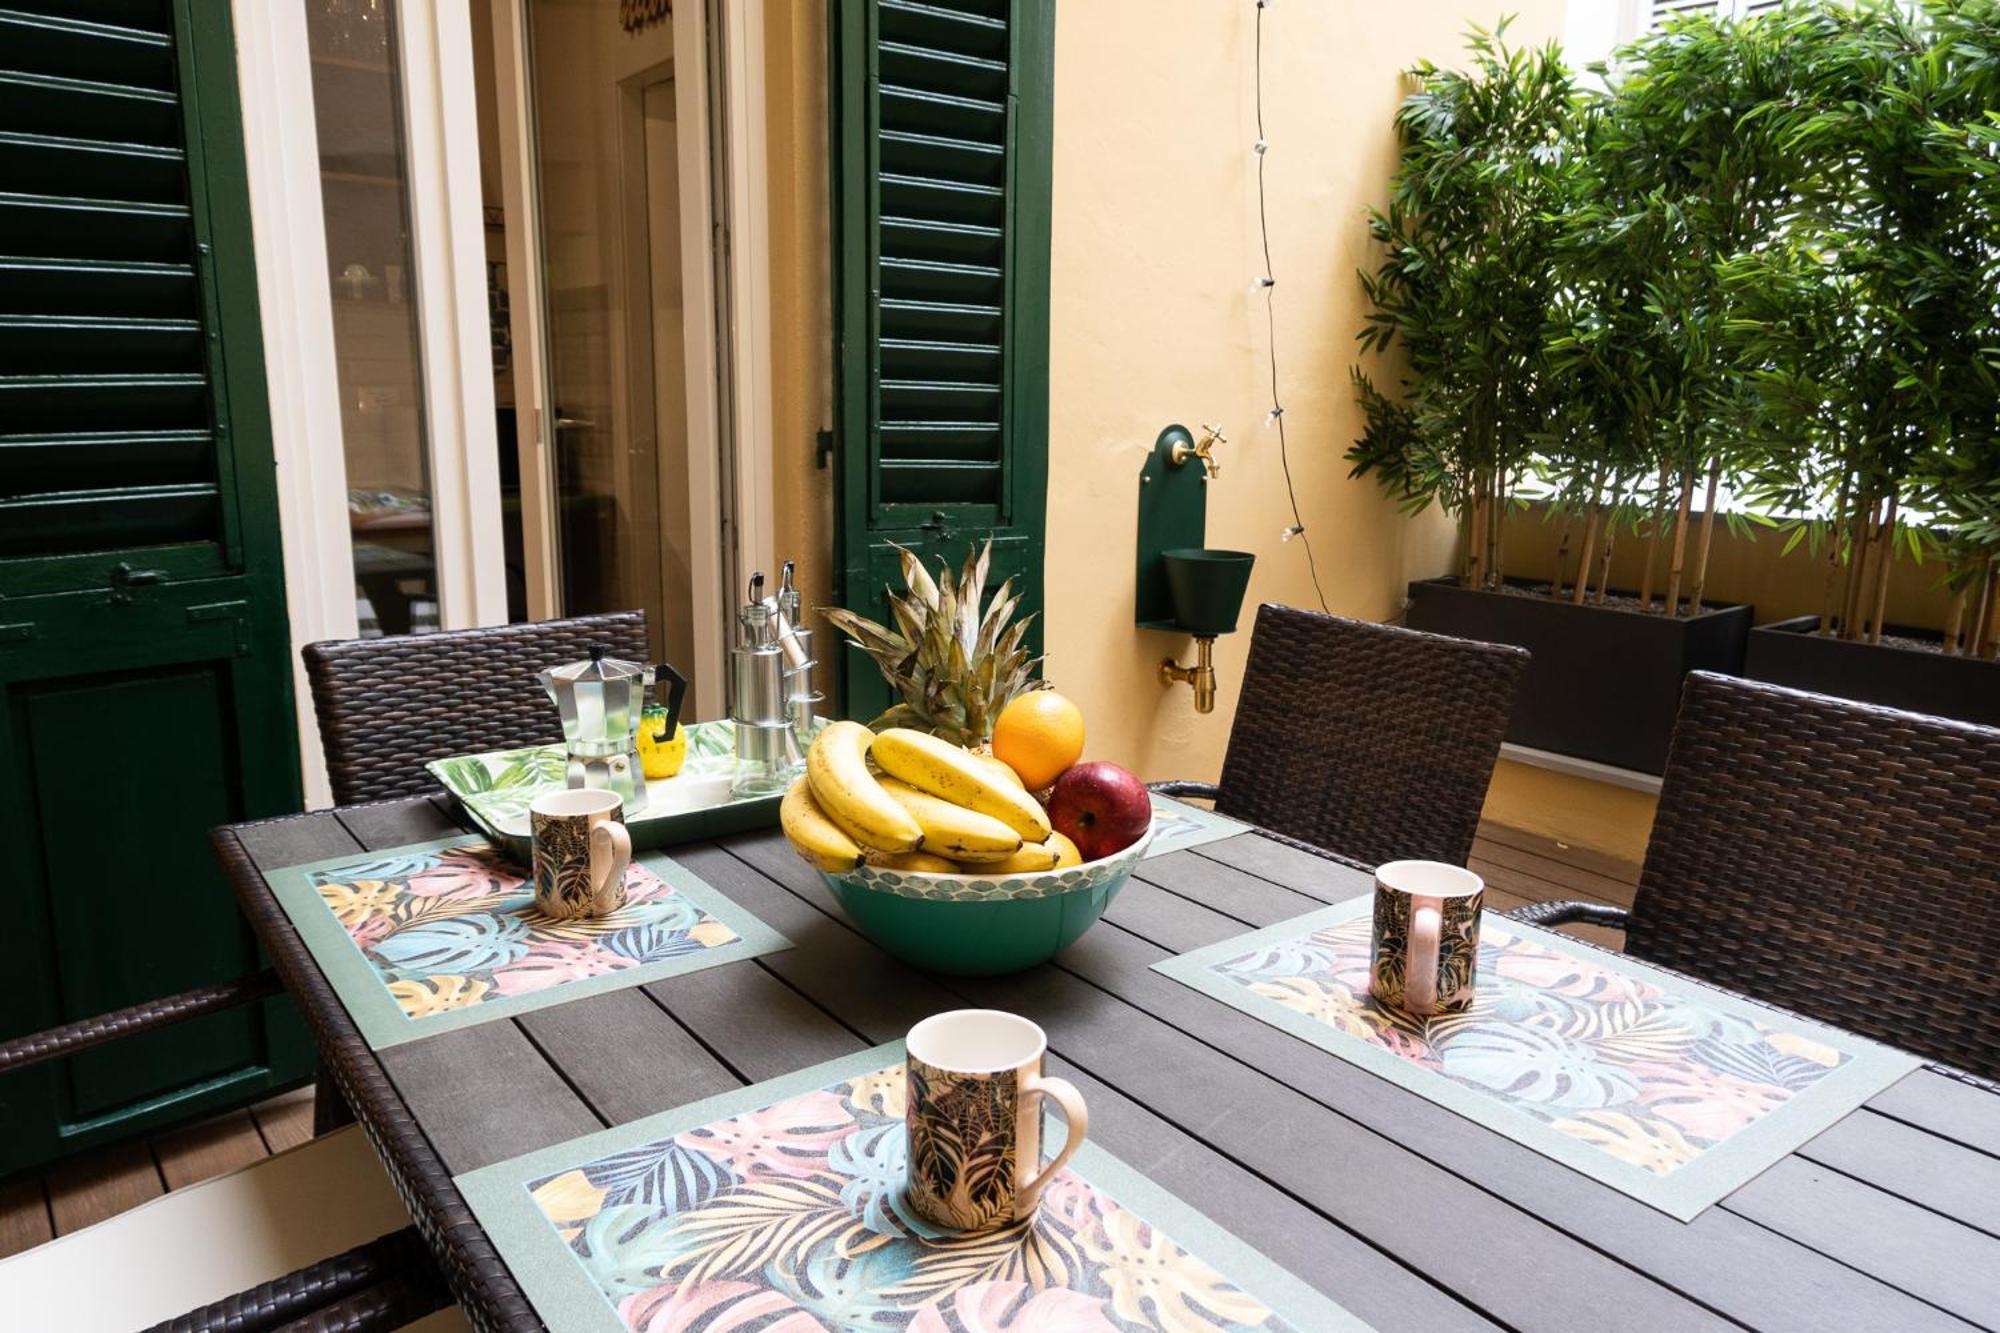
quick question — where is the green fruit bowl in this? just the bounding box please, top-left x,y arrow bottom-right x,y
819,821 -> 1154,976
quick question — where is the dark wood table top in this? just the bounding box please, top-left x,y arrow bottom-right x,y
216,796 -> 2000,1333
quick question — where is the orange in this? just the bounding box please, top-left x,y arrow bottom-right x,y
991,689 -> 1085,790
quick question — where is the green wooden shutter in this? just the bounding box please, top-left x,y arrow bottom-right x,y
829,0 -> 1054,721
0,0 -> 312,1173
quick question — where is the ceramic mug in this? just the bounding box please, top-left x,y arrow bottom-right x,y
1369,860 -> 1485,1017
904,1009 -> 1089,1231
529,788 -> 631,919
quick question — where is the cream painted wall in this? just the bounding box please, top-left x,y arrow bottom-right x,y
762,0 -> 1570,784
1044,0 -> 1564,781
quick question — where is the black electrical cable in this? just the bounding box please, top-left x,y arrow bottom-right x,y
1254,0 -> 1331,614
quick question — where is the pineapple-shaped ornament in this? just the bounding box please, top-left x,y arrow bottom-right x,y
822,539 -> 1041,748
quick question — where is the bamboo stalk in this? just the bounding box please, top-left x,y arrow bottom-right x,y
1819,472 -> 1852,635
1686,459 -> 1722,618
1551,516 -> 1574,601
1638,464 -> 1669,611
1841,499 -> 1873,643
1571,475 -> 1605,608
1867,494 -> 1897,646
1980,561 -> 2000,660
1942,581 -> 1968,657
1594,521 -> 1615,605
1487,470 -> 1504,589
1463,490 -> 1484,588
1662,466 -> 1695,617
1968,564 -> 1993,659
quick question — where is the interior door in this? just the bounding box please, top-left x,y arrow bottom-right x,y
828,0 -> 1055,722
0,0 -> 312,1173
518,1 -> 709,695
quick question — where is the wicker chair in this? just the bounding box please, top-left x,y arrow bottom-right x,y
1517,671 -> 2000,1080
1153,604 -> 1529,867
303,612 -> 651,805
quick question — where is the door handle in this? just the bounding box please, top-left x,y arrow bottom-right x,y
553,415 -> 596,430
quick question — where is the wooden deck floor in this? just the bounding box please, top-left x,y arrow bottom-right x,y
0,821 -> 1636,1262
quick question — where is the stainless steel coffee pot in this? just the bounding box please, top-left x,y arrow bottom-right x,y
538,647 -> 686,811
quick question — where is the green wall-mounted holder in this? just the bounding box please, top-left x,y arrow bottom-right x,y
1137,424 -> 1254,636
1137,425 -> 1208,631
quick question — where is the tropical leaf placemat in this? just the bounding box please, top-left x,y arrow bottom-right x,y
456,1044 -> 1372,1333
429,718 -> 828,859
1154,900 -> 1920,1219
264,836 -> 788,1048
1145,793 -> 1250,858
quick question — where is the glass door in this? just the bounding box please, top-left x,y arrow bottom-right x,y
524,1 -> 700,677
305,0 -> 440,637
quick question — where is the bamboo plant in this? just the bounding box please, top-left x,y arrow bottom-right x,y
1349,22 -> 1580,590
1723,0 -> 1998,652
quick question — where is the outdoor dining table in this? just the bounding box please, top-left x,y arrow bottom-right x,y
213,793 -> 2000,1333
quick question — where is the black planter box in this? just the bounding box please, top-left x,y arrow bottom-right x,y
1746,616 -> 2000,728
1405,577 -> 1753,775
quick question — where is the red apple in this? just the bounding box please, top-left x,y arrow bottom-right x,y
1048,761 -> 1152,861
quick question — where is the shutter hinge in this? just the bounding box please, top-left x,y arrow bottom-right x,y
816,428 -> 834,469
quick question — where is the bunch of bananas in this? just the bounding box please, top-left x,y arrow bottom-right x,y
782,723 -> 1083,875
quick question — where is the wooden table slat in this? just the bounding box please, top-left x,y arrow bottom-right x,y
1867,1069 -> 2000,1159
513,987 -> 741,1128
1722,1155 -> 2000,1327
381,1019 -> 604,1176
1797,1109 -> 2000,1240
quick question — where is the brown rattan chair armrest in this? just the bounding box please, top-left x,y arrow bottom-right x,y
1149,780 -> 1219,803
147,1227 -> 446,1333
1507,900 -> 1631,931
0,970 -> 284,1077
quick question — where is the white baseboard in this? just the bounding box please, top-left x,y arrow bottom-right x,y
1499,742 -> 1664,796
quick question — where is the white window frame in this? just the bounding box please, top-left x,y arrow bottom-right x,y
235,0 -> 510,807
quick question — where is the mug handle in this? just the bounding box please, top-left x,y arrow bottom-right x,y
589,820 -> 632,910
1016,1074 -> 1089,1217
1406,901 -> 1441,1017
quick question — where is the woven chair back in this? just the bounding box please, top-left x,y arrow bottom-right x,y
1215,604 -> 1528,867
303,612 -> 650,805
1632,671 -> 2000,1078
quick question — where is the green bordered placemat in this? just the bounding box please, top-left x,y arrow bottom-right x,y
456,1044 -> 1373,1332
264,836 -> 788,1049
1145,793 -> 1250,858
1155,899 -> 1921,1220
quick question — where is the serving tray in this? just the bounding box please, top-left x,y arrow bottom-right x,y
427,718 -> 823,859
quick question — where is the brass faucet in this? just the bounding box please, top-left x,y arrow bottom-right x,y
1160,636 -> 1219,713
1169,424 -> 1225,478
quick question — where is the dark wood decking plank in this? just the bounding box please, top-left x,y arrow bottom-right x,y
379,1018 -> 603,1175
1052,905 -> 1969,1333
1867,1070 -> 2000,1159
644,959 -> 868,1082
1470,836 -> 1640,908
514,986 -> 741,1127
712,831 -> 1731,1333
1475,819 -> 1644,886
1722,1156 -> 2000,1328
1798,1110 -> 2000,1239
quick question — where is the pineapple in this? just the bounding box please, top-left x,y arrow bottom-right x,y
822,539 -> 1041,747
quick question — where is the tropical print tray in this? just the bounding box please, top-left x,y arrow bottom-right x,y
263,836 -> 788,1048
1154,899 -> 1920,1219
456,1045 -> 1372,1333
428,718 -> 825,858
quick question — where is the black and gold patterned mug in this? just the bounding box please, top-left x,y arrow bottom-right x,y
904,1009 -> 1089,1232
1369,860 -> 1485,1017
529,788 -> 631,919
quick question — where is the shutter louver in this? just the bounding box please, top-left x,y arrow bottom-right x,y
871,0 -> 1012,510
0,0 -> 223,561
1648,0 -> 1726,28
